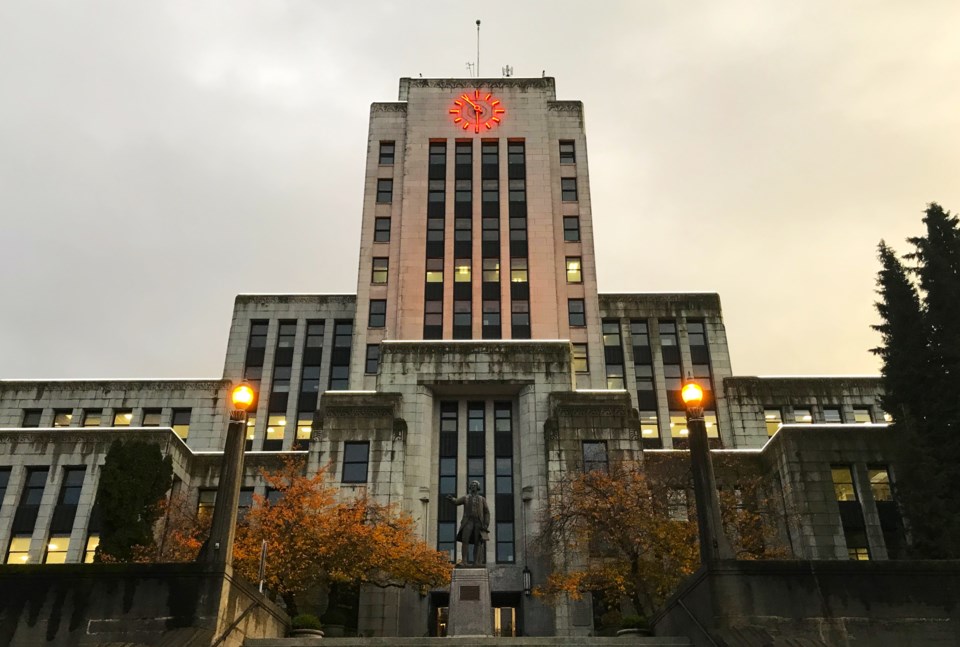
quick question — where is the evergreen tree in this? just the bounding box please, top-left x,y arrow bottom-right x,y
95,440 -> 173,561
873,204 -> 960,557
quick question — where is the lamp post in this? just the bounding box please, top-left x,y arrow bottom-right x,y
681,380 -> 733,564
202,382 -> 255,565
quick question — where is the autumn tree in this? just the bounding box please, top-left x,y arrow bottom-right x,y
95,440 -> 173,561
535,461 -> 785,623
233,459 -> 451,615
873,203 -> 960,556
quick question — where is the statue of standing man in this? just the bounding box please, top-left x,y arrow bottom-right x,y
447,480 -> 490,567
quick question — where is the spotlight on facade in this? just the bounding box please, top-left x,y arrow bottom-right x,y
231,382 -> 256,412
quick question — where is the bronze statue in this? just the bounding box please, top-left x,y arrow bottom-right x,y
447,480 -> 490,566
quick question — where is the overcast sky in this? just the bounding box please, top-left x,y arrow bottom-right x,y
2,1 -> 959,379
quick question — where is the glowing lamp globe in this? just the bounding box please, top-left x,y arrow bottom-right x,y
231,383 -> 256,411
681,382 -> 704,407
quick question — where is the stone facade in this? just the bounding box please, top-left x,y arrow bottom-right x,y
0,77 -> 901,638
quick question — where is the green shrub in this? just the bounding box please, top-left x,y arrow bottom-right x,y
621,614 -> 648,629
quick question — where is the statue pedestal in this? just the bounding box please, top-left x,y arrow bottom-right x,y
447,567 -> 492,637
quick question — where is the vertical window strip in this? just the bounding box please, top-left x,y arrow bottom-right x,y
494,402 -> 515,563
438,402 -> 459,562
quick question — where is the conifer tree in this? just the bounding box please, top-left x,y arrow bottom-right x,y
873,204 -> 960,557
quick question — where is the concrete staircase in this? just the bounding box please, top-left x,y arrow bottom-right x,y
246,638 -> 692,647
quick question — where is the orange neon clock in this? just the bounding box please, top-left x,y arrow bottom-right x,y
449,90 -> 505,133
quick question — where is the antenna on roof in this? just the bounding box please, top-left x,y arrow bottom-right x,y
502,65 -> 513,78
475,20 -> 481,78
465,62 -> 475,77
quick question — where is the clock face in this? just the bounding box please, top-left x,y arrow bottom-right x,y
449,90 -> 505,133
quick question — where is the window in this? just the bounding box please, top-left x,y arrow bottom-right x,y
142,409 -> 161,426
507,140 -> 525,165
635,364 -> 654,391
494,402 -> 515,563
510,258 -> 528,283
424,300 -> 443,326
248,321 -> 269,348
368,299 -> 386,328
0,468 -> 9,505
483,259 -> 500,282
427,216 -> 444,242
794,408 -> 813,423
832,466 -> 857,501
271,366 -> 291,393
639,411 -> 659,444
171,409 -> 191,440
365,344 -> 380,374
438,402 -> 458,561
6,536 -> 31,564
454,300 -> 471,327
455,179 -> 472,203
561,177 -> 578,202
509,215 -> 527,241
112,409 -> 133,427
21,468 -> 47,506
264,414 -> 286,450
482,178 -> 498,203
663,364 -> 682,391
374,217 -> 391,242
482,301 -> 501,327
582,441 -> 608,472
482,215 -> 499,241
197,489 -> 217,520
568,299 -> 586,327
687,321 -> 707,346
846,531 -> 871,560
511,300 -> 530,327
429,141 -> 446,165
853,407 -> 873,423
81,409 -> 101,427
764,408 -> 783,436
869,467 -> 892,501
823,407 -> 842,423
306,321 -> 325,348
454,259 -> 471,282
508,178 -> 526,202
659,321 -> 678,346
667,489 -> 688,521
277,321 -> 296,349
559,140 -> 575,164
294,415 -> 312,451
245,414 -> 256,451
563,216 -> 580,242
565,257 -> 582,283
631,320 -> 649,346
83,535 -> 99,563
342,442 -> 370,483
379,141 -> 395,165
425,258 -> 443,283
428,179 -> 445,204
22,410 -> 42,427
376,178 -> 393,203
53,410 -> 73,427
371,257 -> 389,284
573,343 -> 589,373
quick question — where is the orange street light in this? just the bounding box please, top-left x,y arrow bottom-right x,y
681,382 -> 703,408
231,382 -> 256,412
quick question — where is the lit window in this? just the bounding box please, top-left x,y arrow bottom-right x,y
764,408 -> 783,437
560,177 -> 578,202
368,299 -> 386,328
568,299 -> 586,327
510,258 -> 528,283
483,259 -> 500,282
22,409 -> 42,427
43,535 -> 70,564
559,140 -> 576,164
264,414 -> 286,450
426,258 -> 444,283
639,411 -> 658,439
454,259 -> 471,282
83,534 -> 99,563
605,365 -> 624,389
142,409 -> 161,427
245,414 -> 256,449
342,442 -> 370,483
171,409 -> 191,440
82,409 -> 102,427
378,141 -> 395,165
847,532 -> 871,560
53,409 -> 73,427
882,411 -> 893,423
112,409 -> 133,427
6,536 -> 32,564
376,178 -> 393,203
565,257 -> 582,283
832,466 -> 857,501
572,343 -> 589,373
582,441 -> 608,472
823,407 -> 842,423
374,217 -> 391,242
197,489 -> 217,520
794,408 -> 813,424
869,467 -> 892,501
563,216 -> 580,242
670,412 -> 689,439
294,415 -> 312,451
365,344 -> 380,374
853,407 -> 873,423
371,257 -> 389,284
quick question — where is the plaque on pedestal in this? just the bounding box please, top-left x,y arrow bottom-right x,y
447,568 -> 493,637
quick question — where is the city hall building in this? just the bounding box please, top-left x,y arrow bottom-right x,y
0,78 -> 900,637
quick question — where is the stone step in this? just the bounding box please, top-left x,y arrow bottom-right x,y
246,638 -> 692,647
